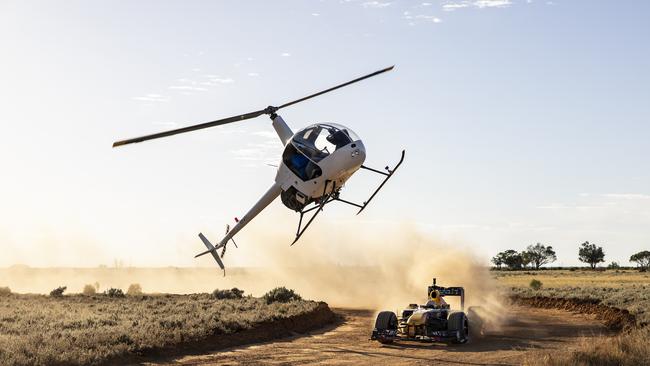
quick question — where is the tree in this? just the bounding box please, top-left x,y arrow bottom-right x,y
521,251 -> 533,269
491,253 -> 505,269
525,243 -> 557,269
630,251 -> 650,272
501,250 -> 523,270
607,261 -> 621,269
578,241 -> 605,269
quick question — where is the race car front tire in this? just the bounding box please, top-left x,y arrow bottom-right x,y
448,311 -> 469,344
374,311 -> 398,344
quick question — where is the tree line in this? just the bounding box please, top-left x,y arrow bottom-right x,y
491,241 -> 650,271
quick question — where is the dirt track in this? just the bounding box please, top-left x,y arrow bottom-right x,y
148,305 -> 611,366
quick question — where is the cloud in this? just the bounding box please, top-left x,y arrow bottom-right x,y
602,193 -> 650,200
311,12 -> 320,16
441,0 -> 511,11
416,14 -> 442,23
203,75 -> 234,84
168,86 -> 207,92
131,94 -> 171,103
536,203 -> 604,210
362,1 -> 392,8
403,12 -> 442,24
473,0 -> 512,8
252,131 -> 279,139
230,129 -> 283,165
442,2 -> 469,11
247,72 -> 259,77
281,52 -> 291,57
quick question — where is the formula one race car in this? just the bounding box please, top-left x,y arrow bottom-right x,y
371,278 -> 482,344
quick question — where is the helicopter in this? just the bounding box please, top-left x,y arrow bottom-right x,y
113,66 -> 404,274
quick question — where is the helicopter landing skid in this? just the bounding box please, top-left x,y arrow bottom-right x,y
290,150 -> 405,246
356,149 -> 406,214
292,181 -> 338,246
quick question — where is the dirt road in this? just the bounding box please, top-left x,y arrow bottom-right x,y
149,306 -> 610,366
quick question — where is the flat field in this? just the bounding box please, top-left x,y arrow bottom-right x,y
493,269 -> 650,323
0,293 -> 326,366
493,269 -> 650,366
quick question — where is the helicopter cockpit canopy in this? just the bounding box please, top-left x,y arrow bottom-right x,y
291,123 -> 359,162
282,123 -> 359,181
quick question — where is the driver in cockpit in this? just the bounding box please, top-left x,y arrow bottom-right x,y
425,290 -> 447,308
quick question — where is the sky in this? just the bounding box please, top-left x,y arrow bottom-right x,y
1,0 -> 649,268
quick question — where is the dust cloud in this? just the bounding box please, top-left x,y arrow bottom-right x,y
243,222 -> 505,315
1,222 -> 505,321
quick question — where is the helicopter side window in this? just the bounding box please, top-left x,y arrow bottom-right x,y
326,129 -> 352,149
282,143 -> 322,181
314,130 -> 337,157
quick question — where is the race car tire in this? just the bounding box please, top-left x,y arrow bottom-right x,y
448,311 -> 469,344
374,311 -> 398,344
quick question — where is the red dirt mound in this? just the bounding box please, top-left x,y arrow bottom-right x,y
510,295 -> 636,331
115,301 -> 336,365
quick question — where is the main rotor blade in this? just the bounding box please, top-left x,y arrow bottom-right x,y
277,65 -> 394,110
112,108 -> 266,147
112,65 -> 394,148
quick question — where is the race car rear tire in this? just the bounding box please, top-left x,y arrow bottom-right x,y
374,311 -> 398,344
448,311 -> 469,344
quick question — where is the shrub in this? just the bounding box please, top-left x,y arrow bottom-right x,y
127,284 -> 142,296
212,287 -> 244,299
105,288 -> 125,298
0,286 -> 11,296
263,287 -> 302,304
529,279 -> 543,290
607,261 -> 621,269
82,284 -> 97,295
50,286 -> 67,297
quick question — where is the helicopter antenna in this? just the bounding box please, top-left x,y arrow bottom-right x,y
112,65 -> 394,147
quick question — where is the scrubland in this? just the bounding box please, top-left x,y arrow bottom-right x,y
494,269 -> 650,366
0,292 -> 321,366
494,269 -> 650,323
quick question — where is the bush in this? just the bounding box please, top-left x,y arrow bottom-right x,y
50,286 -> 67,297
212,287 -> 244,299
127,284 -> 142,296
0,286 -> 11,296
263,287 -> 302,304
82,284 -> 97,295
105,288 -> 125,298
529,279 -> 543,290
607,261 -> 621,269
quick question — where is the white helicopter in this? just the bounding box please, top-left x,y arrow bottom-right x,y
113,66 -> 404,274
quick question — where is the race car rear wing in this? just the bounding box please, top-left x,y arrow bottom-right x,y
428,278 -> 465,311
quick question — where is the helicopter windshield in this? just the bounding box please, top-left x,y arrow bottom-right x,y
291,123 -> 358,162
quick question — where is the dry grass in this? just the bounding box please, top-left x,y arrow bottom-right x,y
0,293 -> 320,366
523,327 -> 650,366
494,269 -> 650,323
495,270 -> 650,366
